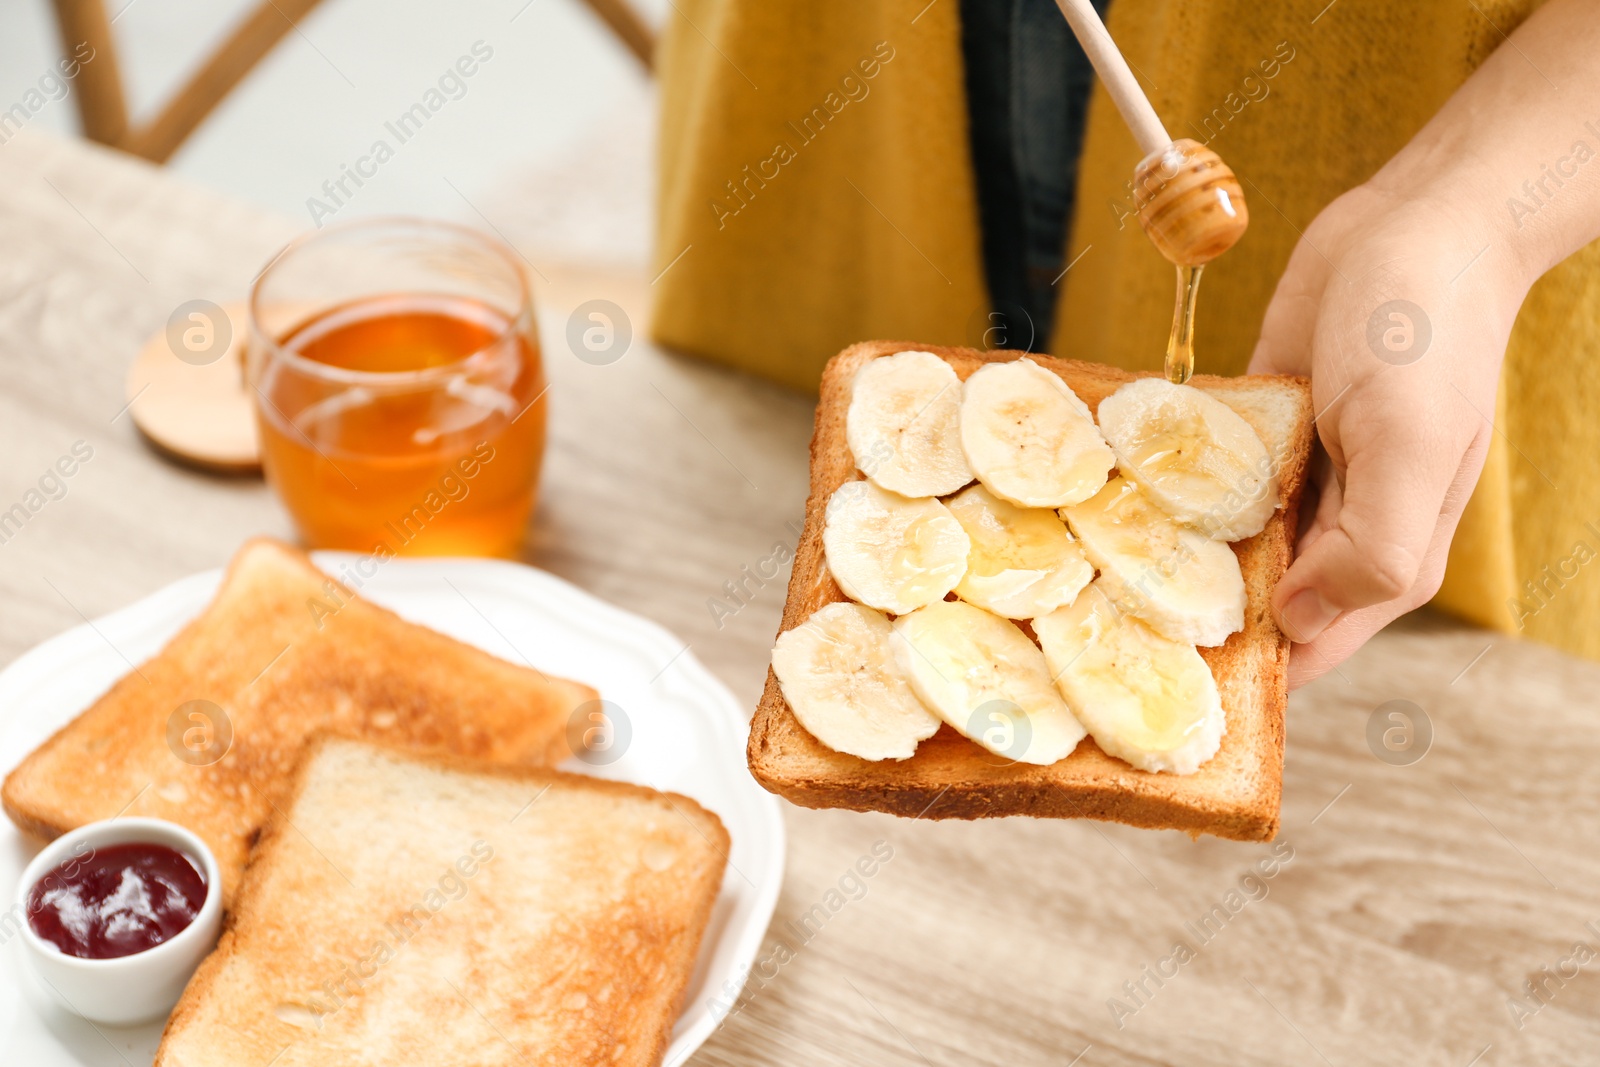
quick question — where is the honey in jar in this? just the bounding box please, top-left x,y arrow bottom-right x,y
250,219 -> 545,558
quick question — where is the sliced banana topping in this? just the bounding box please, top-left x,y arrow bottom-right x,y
780,359 -> 1258,777
846,351 -> 975,498
1096,378 -> 1279,541
946,484 -> 1093,620
772,602 -> 942,761
823,480 -> 970,614
892,599 -> 1087,765
1034,582 -> 1224,775
959,358 -> 1114,509
1061,476 -> 1244,647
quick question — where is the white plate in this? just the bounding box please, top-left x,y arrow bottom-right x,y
0,553 -> 782,1065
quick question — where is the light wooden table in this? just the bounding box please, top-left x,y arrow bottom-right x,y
3,129 -> 1599,1066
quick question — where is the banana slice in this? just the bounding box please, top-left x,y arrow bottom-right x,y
946,484 -> 1094,619
1034,582 -> 1224,775
846,351 -> 974,497
959,358 -> 1114,508
1061,476 -> 1244,646
772,602 -> 942,761
1096,378 -> 1279,541
892,600 -> 1087,765
823,481 -> 970,614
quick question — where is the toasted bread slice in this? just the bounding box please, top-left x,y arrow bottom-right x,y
156,737 -> 729,1067
748,341 -> 1314,841
3,539 -> 594,898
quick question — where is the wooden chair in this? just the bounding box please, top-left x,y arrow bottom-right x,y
50,0 -> 655,164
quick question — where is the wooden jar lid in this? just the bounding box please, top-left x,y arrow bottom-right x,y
125,299 -> 261,474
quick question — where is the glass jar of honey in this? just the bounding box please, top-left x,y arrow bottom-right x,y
248,218 -> 546,557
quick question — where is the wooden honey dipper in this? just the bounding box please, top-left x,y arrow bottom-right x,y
1053,0 -> 1248,380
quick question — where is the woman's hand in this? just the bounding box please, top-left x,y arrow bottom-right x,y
1245,0 -> 1600,688
1248,187 -> 1524,688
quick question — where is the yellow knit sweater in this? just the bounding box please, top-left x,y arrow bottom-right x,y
654,0 -> 1600,658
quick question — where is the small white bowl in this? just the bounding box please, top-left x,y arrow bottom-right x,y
15,817 -> 222,1025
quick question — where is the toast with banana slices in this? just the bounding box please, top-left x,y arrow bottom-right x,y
156,737 -> 729,1067
749,341 -> 1314,841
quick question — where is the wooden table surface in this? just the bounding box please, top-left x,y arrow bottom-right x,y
3,128 -> 1599,1067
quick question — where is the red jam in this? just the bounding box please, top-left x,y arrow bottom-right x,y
27,842 -> 207,959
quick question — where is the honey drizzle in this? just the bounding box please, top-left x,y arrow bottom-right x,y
1164,263 -> 1204,385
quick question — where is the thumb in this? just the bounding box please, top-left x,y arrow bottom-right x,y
1271,421 -> 1450,644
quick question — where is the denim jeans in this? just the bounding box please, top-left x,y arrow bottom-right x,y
959,0 -> 1110,349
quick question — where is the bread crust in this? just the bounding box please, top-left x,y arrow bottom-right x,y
748,341 -> 1314,841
